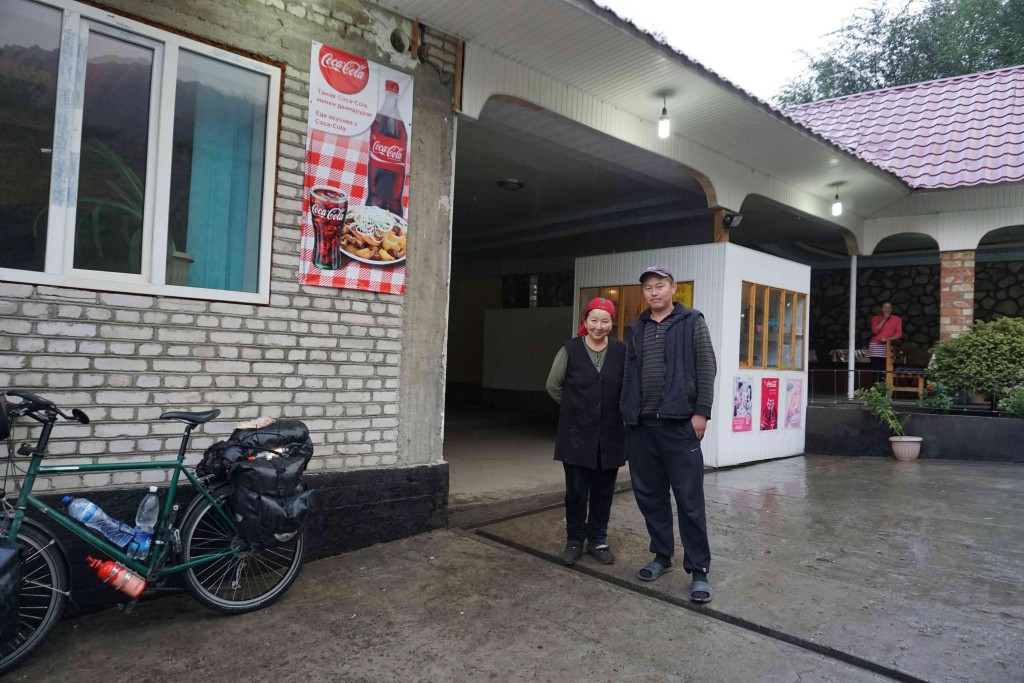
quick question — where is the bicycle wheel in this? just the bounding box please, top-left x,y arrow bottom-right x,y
0,524 -> 69,675
180,485 -> 305,614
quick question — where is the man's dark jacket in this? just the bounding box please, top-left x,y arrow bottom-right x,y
620,302 -> 712,425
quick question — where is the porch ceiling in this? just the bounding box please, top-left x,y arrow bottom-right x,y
378,0 -> 911,218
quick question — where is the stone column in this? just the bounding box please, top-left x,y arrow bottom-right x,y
939,250 -> 975,340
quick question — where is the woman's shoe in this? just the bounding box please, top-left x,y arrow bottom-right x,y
560,540 -> 583,565
586,543 -> 615,565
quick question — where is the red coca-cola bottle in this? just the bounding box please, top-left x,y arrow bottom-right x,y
367,80 -> 407,217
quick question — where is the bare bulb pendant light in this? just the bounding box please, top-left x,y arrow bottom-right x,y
831,187 -> 843,217
658,97 -> 670,139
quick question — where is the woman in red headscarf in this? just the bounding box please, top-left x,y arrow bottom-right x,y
545,298 -> 627,567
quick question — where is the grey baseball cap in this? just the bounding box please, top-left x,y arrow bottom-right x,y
639,265 -> 674,282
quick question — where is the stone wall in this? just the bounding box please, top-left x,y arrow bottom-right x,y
809,265 -> 940,358
975,260 -> 1024,321
0,0 -> 458,493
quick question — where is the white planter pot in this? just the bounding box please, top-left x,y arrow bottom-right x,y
890,436 -> 923,461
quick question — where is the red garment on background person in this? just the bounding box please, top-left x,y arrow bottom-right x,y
577,298 -> 617,336
869,314 -> 902,345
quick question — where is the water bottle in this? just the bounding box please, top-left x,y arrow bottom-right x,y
131,486 -> 160,561
62,496 -> 135,548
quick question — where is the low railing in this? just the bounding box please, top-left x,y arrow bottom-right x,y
808,368 -> 1024,415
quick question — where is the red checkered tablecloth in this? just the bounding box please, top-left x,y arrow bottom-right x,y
298,129 -> 409,294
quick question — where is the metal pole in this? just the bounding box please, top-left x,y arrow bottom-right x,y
847,254 -> 858,399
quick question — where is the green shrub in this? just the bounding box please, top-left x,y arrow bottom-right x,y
855,382 -> 910,436
917,380 -> 953,413
930,318 -> 1024,398
998,386 -> 1024,418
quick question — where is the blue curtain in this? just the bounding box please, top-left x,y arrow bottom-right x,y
185,85 -> 259,292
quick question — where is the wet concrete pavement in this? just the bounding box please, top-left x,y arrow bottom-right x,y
478,456 -> 1024,683
11,455 -> 1024,682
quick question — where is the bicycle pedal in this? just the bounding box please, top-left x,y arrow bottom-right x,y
117,601 -> 139,617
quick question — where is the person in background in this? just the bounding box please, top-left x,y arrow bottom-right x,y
545,297 -> 627,566
867,301 -> 903,382
620,265 -> 717,604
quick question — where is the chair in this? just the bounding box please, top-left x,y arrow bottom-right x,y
886,340 -> 927,399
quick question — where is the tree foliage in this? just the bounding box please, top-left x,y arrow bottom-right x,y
777,0 -> 1024,106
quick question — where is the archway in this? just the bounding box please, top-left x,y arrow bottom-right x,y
444,96 -> 712,518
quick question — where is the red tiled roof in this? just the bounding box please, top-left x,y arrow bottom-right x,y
783,65 -> 1024,189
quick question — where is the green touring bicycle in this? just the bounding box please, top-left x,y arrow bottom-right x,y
0,390 -> 306,674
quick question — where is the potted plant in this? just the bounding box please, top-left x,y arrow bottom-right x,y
32,140 -> 194,283
855,381 -> 921,460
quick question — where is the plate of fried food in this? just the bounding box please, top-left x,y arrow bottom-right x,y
339,205 -> 408,266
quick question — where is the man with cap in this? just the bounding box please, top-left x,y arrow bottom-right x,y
620,265 -> 717,603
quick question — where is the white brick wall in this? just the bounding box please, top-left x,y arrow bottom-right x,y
0,0 -> 459,492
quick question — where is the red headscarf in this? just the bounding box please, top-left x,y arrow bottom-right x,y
577,297 -> 617,336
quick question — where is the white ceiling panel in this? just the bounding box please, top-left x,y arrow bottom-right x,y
378,0 -> 911,217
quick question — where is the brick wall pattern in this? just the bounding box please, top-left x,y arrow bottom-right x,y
0,0 -> 459,493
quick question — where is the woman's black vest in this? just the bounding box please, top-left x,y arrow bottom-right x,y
554,336 -> 627,469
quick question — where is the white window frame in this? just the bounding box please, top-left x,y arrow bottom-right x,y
0,0 -> 281,304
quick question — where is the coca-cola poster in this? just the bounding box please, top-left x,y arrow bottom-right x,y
298,42 -> 413,294
760,377 -> 779,431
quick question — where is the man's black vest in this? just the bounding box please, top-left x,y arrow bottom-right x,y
554,336 -> 626,470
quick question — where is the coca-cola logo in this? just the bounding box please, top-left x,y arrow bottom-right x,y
318,45 -> 369,94
311,202 -> 346,220
371,139 -> 405,162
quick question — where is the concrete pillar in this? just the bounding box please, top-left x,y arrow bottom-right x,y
939,250 -> 975,340
847,254 -> 857,399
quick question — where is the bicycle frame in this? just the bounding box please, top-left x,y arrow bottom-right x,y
5,420 -> 239,578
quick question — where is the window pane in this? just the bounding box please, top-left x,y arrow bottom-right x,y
794,294 -> 806,369
767,289 -> 782,367
169,50 -> 269,292
74,31 -> 153,274
0,0 -> 62,272
753,285 -> 765,367
739,283 -> 751,366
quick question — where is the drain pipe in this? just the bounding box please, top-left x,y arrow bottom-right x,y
847,254 -> 858,399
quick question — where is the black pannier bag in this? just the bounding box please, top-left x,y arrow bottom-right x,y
0,540 -> 23,639
1,395 -> 11,441
229,453 -> 313,548
197,419 -> 313,481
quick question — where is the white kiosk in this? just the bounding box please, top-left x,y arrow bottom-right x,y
576,243 -> 811,468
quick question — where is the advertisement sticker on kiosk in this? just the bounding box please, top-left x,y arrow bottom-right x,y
760,377 -> 779,431
732,377 -> 753,433
785,379 -> 803,429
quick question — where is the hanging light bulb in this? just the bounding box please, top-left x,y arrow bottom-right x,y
831,187 -> 843,217
658,97 -> 670,139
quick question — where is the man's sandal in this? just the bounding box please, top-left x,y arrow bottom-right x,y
690,578 -> 713,603
637,561 -> 672,581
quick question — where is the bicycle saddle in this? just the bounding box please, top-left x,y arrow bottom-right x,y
159,409 -> 221,424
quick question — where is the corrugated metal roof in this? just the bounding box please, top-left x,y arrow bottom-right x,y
784,66 -> 1024,190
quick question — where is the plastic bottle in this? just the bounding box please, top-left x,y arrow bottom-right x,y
62,496 -> 135,548
366,79 -> 408,217
86,556 -> 146,598
131,486 -> 160,561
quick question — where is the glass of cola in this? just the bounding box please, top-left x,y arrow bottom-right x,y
310,185 -> 348,270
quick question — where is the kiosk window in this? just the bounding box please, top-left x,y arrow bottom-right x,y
579,281 -> 694,341
740,282 -> 806,370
